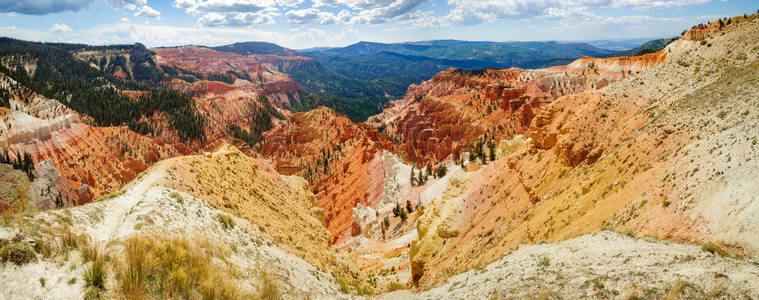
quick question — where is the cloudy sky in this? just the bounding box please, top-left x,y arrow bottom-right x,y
0,0 -> 756,49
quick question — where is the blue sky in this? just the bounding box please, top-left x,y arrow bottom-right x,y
0,0 -> 757,49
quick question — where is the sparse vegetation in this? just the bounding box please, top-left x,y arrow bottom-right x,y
97,189 -> 125,202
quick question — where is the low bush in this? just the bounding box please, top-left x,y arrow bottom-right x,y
537,256 -> 551,267
0,242 -> 37,265
217,214 -> 235,230
387,282 -> 405,292
701,243 -> 729,257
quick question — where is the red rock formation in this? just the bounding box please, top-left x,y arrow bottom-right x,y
153,46 -> 303,107
260,107 -> 389,243
5,123 -> 180,200
370,49 -> 671,165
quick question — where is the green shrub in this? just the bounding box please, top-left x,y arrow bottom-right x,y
537,256 -> 551,267
436,165 -> 448,178
387,282 -> 405,292
217,214 -> 235,230
701,243 -> 729,257
84,287 -> 102,300
0,242 -> 37,265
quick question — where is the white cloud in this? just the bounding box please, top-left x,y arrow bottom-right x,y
175,0 -> 275,15
198,11 -> 279,26
348,0 -> 425,24
111,0 -> 147,10
50,24 -> 73,33
437,0 -> 713,26
285,8 -> 350,24
175,0 -> 295,26
135,5 -> 160,18
120,17 -> 131,23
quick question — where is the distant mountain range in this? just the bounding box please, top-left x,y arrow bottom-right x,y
0,36 -> 674,122
208,38 -> 674,120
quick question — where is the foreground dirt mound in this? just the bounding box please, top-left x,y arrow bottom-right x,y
407,17 -> 759,288
0,145 -> 351,299
391,231 -> 759,299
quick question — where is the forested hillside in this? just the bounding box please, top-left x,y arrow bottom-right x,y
0,38 -> 206,142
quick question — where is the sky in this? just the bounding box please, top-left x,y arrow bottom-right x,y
0,0 -> 757,49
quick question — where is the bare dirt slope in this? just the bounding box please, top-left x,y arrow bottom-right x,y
408,15 -> 759,288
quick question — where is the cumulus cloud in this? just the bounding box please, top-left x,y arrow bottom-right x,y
135,5 -> 160,19
175,0 -> 275,15
175,0 -> 293,26
198,11 -> 279,26
439,0 -> 713,26
50,24 -> 73,33
285,8 -> 350,24
111,0 -> 147,10
348,0 -> 425,24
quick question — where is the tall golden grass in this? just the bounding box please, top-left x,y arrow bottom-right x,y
115,234 -> 241,300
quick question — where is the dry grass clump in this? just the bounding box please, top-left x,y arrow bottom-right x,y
83,244 -> 107,298
217,214 -> 235,230
256,271 -> 281,300
115,234 -> 241,300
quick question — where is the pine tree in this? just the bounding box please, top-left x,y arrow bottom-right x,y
409,167 -> 416,186
488,140 -> 496,161
406,200 -> 414,213
55,195 -> 64,208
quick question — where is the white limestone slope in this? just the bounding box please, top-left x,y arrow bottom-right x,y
0,163 -> 344,299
